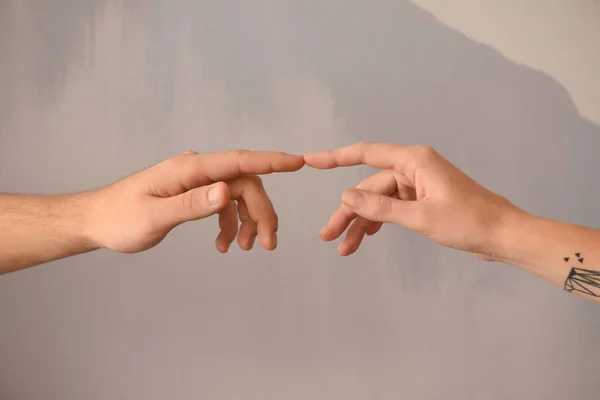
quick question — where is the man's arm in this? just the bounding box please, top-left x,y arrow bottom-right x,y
0,193 -> 97,274
304,142 -> 600,304
0,150 -> 305,274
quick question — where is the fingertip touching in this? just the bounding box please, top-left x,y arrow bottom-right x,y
303,150 -> 337,169
280,153 -> 306,172
304,142 -> 408,171
243,151 -> 305,175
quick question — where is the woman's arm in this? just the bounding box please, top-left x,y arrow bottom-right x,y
497,212 -> 600,300
305,142 -> 600,304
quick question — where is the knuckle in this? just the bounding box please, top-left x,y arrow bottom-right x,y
255,176 -> 265,189
169,152 -> 198,166
248,174 -> 263,184
180,190 -> 200,215
258,210 -> 279,233
159,151 -> 198,172
413,144 -> 432,153
160,158 -> 180,172
165,153 -> 191,169
375,195 -> 392,215
240,174 -> 264,189
340,204 -> 355,218
232,149 -> 251,173
232,149 -> 250,157
355,141 -> 371,150
412,145 -> 436,161
358,181 -> 374,191
413,144 -> 434,155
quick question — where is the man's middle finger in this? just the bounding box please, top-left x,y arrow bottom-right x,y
227,175 -> 278,251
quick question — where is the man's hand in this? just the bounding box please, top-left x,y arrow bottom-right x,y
86,150 -> 304,254
304,142 -> 521,258
0,150 -> 304,273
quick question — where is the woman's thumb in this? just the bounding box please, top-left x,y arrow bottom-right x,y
341,188 -> 423,231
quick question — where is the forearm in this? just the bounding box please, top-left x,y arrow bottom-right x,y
494,210 -> 600,302
0,194 -> 97,274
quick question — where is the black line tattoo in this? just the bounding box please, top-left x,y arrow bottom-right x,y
563,253 -> 600,297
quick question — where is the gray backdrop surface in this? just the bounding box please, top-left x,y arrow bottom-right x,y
1,1 -> 600,399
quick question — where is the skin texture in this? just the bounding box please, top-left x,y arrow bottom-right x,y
305,142 -> 600,304
0,150 -> 304,274
2,142 -> 600,304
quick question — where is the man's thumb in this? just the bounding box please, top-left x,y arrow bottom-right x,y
341,188 -> 423,231
163,182 -> 230,226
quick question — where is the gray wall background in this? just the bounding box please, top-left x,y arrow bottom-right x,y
1,1 -> 600,399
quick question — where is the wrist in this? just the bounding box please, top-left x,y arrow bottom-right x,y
488,205 -> 540,265
70,191 -> 103,252
477,194 -> 532,261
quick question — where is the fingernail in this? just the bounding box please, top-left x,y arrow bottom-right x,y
272,232 -> 278,248
342,190 -> 365,209
208,186 -> 221,207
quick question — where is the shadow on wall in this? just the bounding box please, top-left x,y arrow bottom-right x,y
172,1 -> 600,222
10,0 -> 594,222
235,0 -> 600,224
172,0 -> 600,305
2,1 -> 599,223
